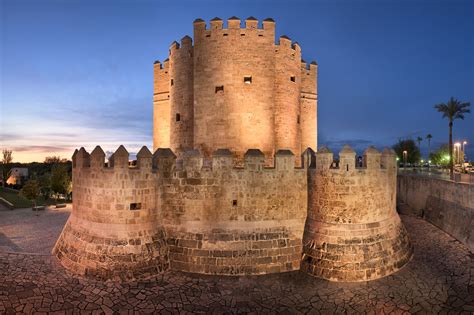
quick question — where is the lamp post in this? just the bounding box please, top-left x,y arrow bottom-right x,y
403,150 -> 407,171
462,141 -> 467,163
454,142 -> 461,165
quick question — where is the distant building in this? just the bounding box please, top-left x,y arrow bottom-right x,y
6,167 -> 28,185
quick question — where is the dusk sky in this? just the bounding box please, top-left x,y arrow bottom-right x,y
1,0 -> 473,163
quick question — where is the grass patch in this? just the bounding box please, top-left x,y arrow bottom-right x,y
0,187 -> 62,209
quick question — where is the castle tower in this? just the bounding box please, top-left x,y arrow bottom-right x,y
53,146 -> 169,280
301,146 -> 413,281
153,17 -> 318,165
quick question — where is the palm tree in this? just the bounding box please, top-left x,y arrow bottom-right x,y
434,97 -> 471,177
426,134 -> 432,161
416,136 -> 423,160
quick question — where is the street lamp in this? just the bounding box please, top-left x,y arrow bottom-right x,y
454,142 -> 461,165
403,150 -> 407,170
462,141 -> 467,163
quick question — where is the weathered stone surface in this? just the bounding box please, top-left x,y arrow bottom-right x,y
153,18 -> 317,165
55,146 -> 307,277
398,173 -> 474,251
302,146 -> 413,281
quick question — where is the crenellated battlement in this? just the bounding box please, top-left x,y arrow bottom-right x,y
154,17 -> 318,162
59,142 -> 410,281
311,145 -> 397,174
72,146 -> 310,174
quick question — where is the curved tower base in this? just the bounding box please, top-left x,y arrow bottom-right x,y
53,217 -> 169,280
301,214 -> 413,282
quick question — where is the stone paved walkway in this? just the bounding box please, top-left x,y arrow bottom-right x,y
0,209 -> 473,314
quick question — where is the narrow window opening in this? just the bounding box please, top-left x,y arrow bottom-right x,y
297,115 -> 300,124
232,200 -> 238,206
223,33 -> 228,36
241,33 -> 245,36
290,76 -> 296,82
206,34 -> 211,38
171,79 -> 174,86
176,113 -> 181,121
215,85 -> 224,93
258,34 -> 263,37
130,203 -> 141,210
346,164 -> 349,171
244,76 -> 252,84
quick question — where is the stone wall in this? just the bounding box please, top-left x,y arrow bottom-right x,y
161,148 -> 307,275
153,18 -> 318,165
54,146 -> 308,278
53,146 -> 168,280
397,174 -> 473,252
301,146 -> 413,281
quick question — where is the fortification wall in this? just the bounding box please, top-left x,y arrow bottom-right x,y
169,37 -> 194,154
54,145 -> 308,278
160,148 -> 307,274
53,146 -> 168,280
301,146 -> 413,281
153,60 -> 170,150
397,174 -> 473,251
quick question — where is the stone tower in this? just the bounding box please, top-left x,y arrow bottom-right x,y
153,17 -> 318,165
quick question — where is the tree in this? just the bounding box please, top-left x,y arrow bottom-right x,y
38,173 -> 51,200
51,164 -> 71,201
416,136 -> 423,159
429,144 -> 450,166
1,149 -> 13,187
392,139 -> 421,165
426,134 -> 433,162
434,97 -> 471,177
20,179 -> 39,207
44,156 -> 68,164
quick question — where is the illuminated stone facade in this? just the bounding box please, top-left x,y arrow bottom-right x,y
53,18 -> 412,282
153,17 -> 317,166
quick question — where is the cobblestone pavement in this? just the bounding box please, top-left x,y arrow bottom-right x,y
0,211 -> 473,314
0,206 -> 70,254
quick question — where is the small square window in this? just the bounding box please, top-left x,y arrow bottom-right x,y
244,76 -> 252,84
290,76 -> 296,82
232,200 -> 238,206
215,86 -> 224,93
130,203 -> 141,210
176,113 -> 181,121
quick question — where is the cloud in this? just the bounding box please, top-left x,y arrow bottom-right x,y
10,145 -> 74,153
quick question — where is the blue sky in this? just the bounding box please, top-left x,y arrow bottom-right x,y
1,0 -> 473,162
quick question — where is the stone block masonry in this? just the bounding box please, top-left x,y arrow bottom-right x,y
301,146 -> 413,281
54,146 -> 308,278
54,17 -> 412,282
397,173 -> 473,252
153,17 -> 318,166
54,143 -> 412,282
